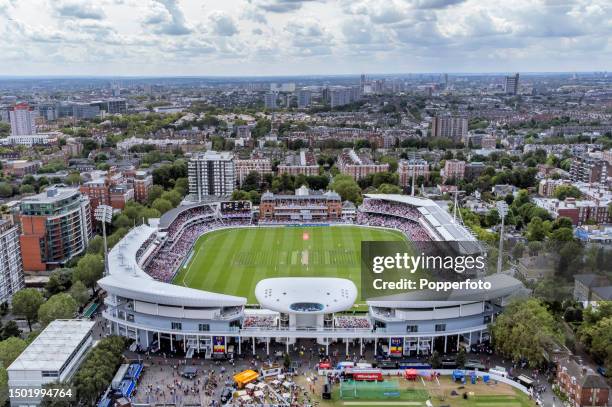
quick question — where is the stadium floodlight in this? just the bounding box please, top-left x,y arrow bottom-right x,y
496,201 -> 509,275
95,205 -> 113,276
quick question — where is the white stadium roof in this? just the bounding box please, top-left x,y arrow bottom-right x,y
364,194 -> 481,253
97,224 -> 246,308
255,278 -> 357,314
366,273 -> 526,307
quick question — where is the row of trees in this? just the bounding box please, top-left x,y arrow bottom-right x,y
71,336 -> 127,405
11,288 -> 82,333
577,303 -> 612,375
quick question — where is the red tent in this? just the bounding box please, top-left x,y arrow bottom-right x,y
404,369 -> 418,380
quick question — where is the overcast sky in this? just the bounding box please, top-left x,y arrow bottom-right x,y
0,0 -> 610,76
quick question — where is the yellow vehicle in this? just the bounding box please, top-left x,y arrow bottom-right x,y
233,370 -> 259,389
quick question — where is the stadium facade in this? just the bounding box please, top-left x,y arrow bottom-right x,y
98,194 -> 524,358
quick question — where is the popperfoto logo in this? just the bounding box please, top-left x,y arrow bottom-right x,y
361,241 -> 490,300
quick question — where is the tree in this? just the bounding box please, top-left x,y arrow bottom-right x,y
161,189 -> 182,207
485,208 -> 501,227
490,299 -> 561,367
0,182 -> 12,198
86,235 -> 104,255
38,293 -> 78,326
305,175 -> 329,191
72,336 -> 126,405
112,214 -> 131,229
578,303 -> 612,371
146,185 -> 164,205
331,174 -> 362,203
65,172 -> 83,186
152,198 -> 173,214
11,288 -> 44,331
429,351 -> 441,368
552,217 -> 573,231
1,320 -> 21,340
69,281 -> 90,307
242,171 -> 261,192
0,366 -> 7,406
174,177 -> 189,196
73,254 -> 104,289
550,227 -> 574,243
377,183 -> 402,194
511,242 -> 525,259
526,216 -> 547,241
553,185 -> 582,200
456,348 -> 466,368
0,336 -> 28,369
45,268 -> 73,296
19,184 -> 35,195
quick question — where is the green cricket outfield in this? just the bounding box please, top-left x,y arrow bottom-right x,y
173,225 -> 411,303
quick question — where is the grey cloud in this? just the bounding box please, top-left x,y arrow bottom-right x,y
54,1 -> 106,19
209,11 -> 239,36
253,0 -> 317,13
145,0 -> 192,36
406,0 -> 465,9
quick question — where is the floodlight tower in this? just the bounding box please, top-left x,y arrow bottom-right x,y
496,201 -> 509,275
95,205 -> 113,276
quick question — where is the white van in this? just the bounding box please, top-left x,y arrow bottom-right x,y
489,366 -> 508,377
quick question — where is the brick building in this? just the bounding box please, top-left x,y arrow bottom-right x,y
442,159 -> 466,181
337,149 -> 389,180
133,170 -> 153,203
259,185 -> 342,222
278,150 -> 319,176
19,187 -> 92,271
235,158 -> 273,186
556,357 -> 609,407
570,156 -> 610,185
398,159 -> 429,187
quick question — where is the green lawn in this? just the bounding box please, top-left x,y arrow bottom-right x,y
173,225 -> 409,303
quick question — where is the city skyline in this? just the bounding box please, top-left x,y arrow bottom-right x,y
0,0 -> 610,76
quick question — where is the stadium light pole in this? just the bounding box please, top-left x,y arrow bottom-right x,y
496,201 -> 509,275
95,205 -> 113,276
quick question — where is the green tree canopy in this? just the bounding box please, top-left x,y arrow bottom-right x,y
490,299 -> 562,367
553,185 -> 582,200
45,268 -> 74,296
73,254 -> 104,289
38,293 -> 78,326
72,336 -> 126,405
69,281 -> 90,307
151,198 -> 173,214
11,288 -> 44,331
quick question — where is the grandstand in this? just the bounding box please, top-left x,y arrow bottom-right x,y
98,194 -> 523,359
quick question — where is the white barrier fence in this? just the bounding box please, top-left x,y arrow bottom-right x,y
317,368 -> 531,395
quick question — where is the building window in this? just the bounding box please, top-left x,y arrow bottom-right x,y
198,324 -> 210,332
435,324 -> 446,332
406,325 -> 418,333
42,371 -> 59,377
171,322 -> 182,330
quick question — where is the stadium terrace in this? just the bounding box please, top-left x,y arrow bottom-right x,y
98,194 -> 524,358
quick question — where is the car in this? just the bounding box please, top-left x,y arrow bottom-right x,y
220,387 -> 234,404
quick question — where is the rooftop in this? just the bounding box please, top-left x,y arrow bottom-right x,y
558,357 -> 609,389
7,319 -> 95,372
21,186 -> 81,204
